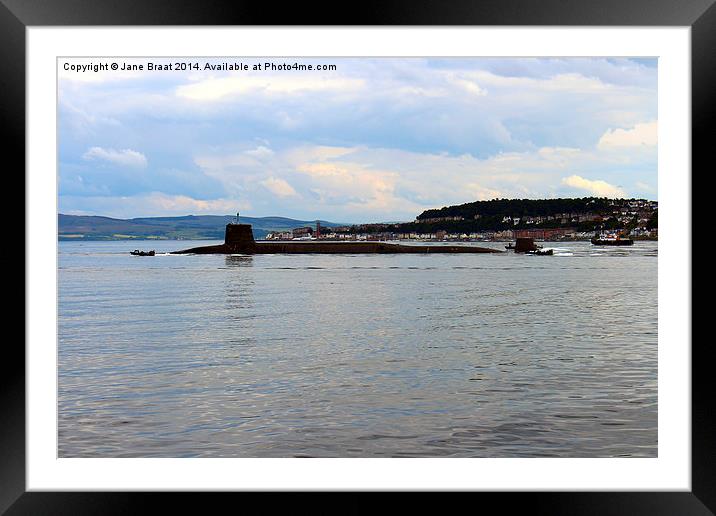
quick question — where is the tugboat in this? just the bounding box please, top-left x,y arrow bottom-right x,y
130,249 -> 155,256
590,232 -> 634,246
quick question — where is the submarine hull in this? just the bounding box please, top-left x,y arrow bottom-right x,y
173,223 -> 502,255
174,241 -> 500,254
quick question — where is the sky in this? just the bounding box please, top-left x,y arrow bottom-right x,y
58,57 -> 657,223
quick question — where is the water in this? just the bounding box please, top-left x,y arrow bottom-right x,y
58,240 -> 657,457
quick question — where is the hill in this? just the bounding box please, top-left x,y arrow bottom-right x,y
348,197 -> 657,234
58,214 -> 342,241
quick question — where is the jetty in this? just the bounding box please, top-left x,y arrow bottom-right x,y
173,223 -> 502,255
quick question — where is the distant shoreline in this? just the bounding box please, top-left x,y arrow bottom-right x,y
59,236 -> 658,242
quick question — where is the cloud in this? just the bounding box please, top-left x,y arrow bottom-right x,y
176,76 -> 365,101
145,192 -> 242,213
261,177 -> 298,197
192,140 -> 646,221
635,181 -> 655,193
60,100 -> 121,136
464,71 -> 610,93
60,58 -> 657,160
245,145 -> 274,158
284,144 -> 574,219
463,183 -> 503,200
536,146 -> 581,164
284,146 -> 356,164
59,58 -> 657,219
82,147 -> 147,168
448,76 -> 488,96
598,121 -> 657,149
295,161 -> 402,208
561,175 -> 626,198
59,192 -> 249,218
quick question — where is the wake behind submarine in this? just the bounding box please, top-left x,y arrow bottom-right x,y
173,223 -> 502,254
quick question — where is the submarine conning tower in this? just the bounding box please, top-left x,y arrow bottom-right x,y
224,223 -> 256,253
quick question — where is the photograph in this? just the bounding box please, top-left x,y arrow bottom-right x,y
57,56 -> 659,459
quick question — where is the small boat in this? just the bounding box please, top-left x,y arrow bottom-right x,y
590,233 -> 633,246
505,243 -> 515,250
130,249 -> 155,256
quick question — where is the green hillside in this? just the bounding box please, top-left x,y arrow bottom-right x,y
58,214 -> 342,241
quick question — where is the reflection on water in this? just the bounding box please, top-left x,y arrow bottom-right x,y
225,254 -> 254,268
224,255 -> 254,318
58,240 -> 657,457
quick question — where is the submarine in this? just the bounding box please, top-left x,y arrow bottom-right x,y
173,223 -> 502,254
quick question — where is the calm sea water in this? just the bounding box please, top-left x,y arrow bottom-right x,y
58,240 -> 657,457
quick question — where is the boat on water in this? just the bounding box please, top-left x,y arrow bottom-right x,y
506,238 -> 552,254
130,249 -> 155,256
590,233 -> 634,246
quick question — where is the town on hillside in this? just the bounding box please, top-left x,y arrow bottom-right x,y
265,197 -> 658,243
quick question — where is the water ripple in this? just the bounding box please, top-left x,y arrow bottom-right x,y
58,240 -> 657,457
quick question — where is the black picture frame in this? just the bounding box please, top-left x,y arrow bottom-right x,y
5,0 -> 708,512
